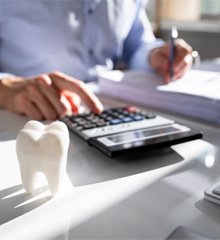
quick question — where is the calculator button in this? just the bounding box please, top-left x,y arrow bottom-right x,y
111,112 -> 121,118
78,120 -> 90,125
103,109 -> 114,115
132,115 -> 145,121
85,116 -> 95,121
139,111 -> 156,119
82,123 -> 97,129
71,117 -> 85,123
97,118 -> 105,122
121,110 -> 129,115
96,122 -> 108,127
75,126 -> 84,131
109,119 -> 122,125
115,108 -> 125,113
146,113 -> 156,119
127,112 -> 136,117
121,117 -> 133,123
90,117 -> 102,123
70,123 -> 78,128
104,116 -> 114,121
117,114 -> 125,118
99,113 -> 108,119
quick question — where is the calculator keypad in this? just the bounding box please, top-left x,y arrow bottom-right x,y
61,106 -> 174,139
62,106 -> 156,131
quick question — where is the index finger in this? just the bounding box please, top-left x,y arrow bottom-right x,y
49,71 -> 103,114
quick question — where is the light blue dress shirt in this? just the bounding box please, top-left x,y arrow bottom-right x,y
0,0 -> 163,81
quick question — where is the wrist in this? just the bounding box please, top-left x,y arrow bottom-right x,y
0,77 -> 15,109
148,48 -> 160,71
0,79 -> 7,108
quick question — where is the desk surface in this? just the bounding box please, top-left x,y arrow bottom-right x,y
0,96 -> 220,240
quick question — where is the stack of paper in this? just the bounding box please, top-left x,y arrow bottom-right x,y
98,69 -> 220,124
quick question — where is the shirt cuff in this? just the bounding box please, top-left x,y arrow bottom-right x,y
128,39 -> 165,73
0,73 -> 14,79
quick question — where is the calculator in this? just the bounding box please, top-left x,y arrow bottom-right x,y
61,106 -> 203,157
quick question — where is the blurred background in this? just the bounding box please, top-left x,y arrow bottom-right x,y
146,0 -> 220,61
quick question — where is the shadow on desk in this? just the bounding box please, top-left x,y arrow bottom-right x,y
67,134 -> 184,187
54,171 -> 198,239
0,131 -> 16,142
0,185 -> 51,225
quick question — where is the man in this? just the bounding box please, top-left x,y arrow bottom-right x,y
0,0 -> 193,120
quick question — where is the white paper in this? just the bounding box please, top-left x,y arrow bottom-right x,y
98,69 -> 220,124
158,70 -> 220,100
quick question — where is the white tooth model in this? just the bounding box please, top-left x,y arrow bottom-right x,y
16,120 -> 69,195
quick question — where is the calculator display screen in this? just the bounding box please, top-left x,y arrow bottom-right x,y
107,126 -> 178,144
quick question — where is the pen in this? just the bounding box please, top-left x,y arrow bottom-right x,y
169,26 -> 178,81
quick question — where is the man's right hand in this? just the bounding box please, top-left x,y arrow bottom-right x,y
0,71 -> 103,120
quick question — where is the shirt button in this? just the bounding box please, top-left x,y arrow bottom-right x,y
88,8 -> 93,14
88,49 -> 94,55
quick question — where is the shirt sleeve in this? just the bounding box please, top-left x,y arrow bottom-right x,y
122,1 -> 164,72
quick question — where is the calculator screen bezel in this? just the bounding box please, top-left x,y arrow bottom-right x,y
96,124 -> 190,147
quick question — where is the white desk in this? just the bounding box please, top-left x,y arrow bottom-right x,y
0,96 -> 220,240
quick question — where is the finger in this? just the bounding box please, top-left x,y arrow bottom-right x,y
173,39 -> 192,69
164,72 -> 171,84
156,43 -> 170,57
172,54 -> 193,82
35,75 -> 67,117
167,65 -> 186,82
175,54 -> 193,74
156,59 -> 170,83
174,66 -> 189,80
63,91 -> 81,114
26,84 -> 58,120
49,71 -> 103,114
24,102 -> 44,120
15,92 -> 44,120
149,45 -> 169,72
60,94 -> 73,116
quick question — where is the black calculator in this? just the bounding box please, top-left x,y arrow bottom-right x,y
61,106 -> 202,157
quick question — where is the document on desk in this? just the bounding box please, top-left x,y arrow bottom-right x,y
158,70 -> 220,100
98,69 -> 220,124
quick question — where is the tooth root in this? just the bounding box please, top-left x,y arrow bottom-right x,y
19,168 -> 37,194
44,168 -> 62,195
16,128 -> 41,193
40,130 -> 68,195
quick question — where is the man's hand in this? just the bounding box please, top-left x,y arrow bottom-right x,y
149,39 -> 193,83
0,71 -> 103,120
